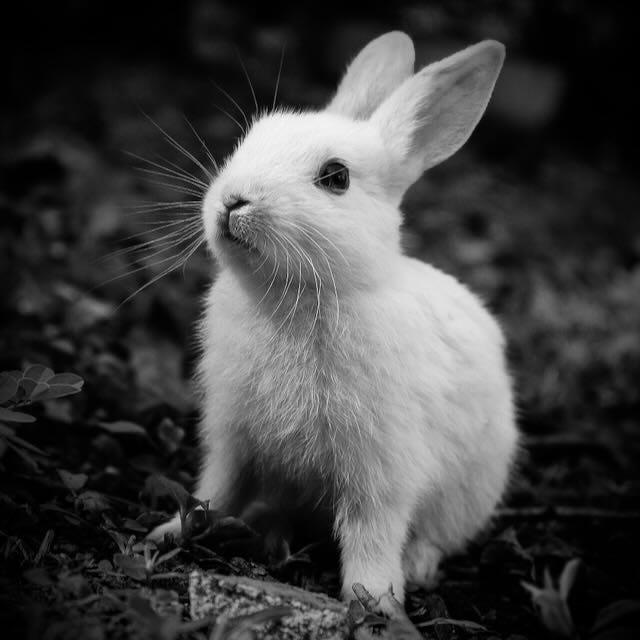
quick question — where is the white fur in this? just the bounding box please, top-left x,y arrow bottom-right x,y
149,34 -> 517,604
327,31 -> 415,119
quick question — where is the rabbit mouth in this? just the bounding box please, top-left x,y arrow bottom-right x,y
220,226 -> 255,252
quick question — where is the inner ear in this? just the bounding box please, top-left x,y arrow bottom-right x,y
326,31 -> 415,120
372,40 -> 505,188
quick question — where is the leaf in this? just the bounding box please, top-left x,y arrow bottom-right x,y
31,383 -> 84,402
23,364 -> 55,383
97,559 -> 113,572
99,420 -> 148,436
18,378 -> 38,397
0,373 -> 19,404
122,518 -> 149,533
6,441 -> 40,471
155,547 -> 181,567
41,503 -> 86,524
6,433 -> 48,455
113,553 -> 147,581
0,407 -> 36,423
106,529 -> 135,554
58,469 -> 89,492
30,382 -> 49,400
144,474 -> 193,515
590,600 -> 640,639
75,490 -> 110,512
0,423 -> 16,437
157,417 -> 185,454
47,373 -> 84,388
558,558 -> 581,599
29,373 -> 84,403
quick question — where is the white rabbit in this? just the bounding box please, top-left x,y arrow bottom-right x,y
148,31 -> 518,604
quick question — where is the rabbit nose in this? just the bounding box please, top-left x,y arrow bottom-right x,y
219,197 -> 249,235
225,197 -> 249,212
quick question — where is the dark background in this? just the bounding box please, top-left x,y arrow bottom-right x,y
1,1 -> 639,638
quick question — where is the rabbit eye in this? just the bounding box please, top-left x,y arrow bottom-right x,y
316,161 -> 349,194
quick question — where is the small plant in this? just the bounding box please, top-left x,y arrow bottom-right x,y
0,364 -> 84,469
109,528 -> 182,583
522,558 -> 581,637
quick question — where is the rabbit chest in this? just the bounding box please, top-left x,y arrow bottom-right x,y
198,277 -> 414,495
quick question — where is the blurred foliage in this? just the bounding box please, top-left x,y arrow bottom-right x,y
1,1 -> 639,638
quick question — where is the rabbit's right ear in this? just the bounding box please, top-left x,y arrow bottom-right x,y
371,40 -> 505,192
326,31 -> 415,120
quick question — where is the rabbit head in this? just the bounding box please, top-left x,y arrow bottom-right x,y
202,32 -> 504,293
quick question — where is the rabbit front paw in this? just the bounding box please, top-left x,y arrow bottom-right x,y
146,514 -> 182,546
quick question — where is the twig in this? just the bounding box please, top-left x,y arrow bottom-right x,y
416,617 -> 487,631
33,529 -> 54,565
496,506 -> 640,521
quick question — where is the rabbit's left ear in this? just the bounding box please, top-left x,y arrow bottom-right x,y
326,31 -> 415,120
371,40 -> 505,190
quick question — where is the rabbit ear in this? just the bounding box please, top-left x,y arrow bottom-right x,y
326,31 -> 415,120
371,40 -> 505,189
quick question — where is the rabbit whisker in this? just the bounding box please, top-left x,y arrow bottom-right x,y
266,233 -> 295,328
142,179 -> 205,199
211,80 -> 250,133
105,224 -> 202,263
108,221 -> 203,260
181,114 -> 219,173
210,101 -> 247,137
279,220 -> 338,333
134,166 -> 209,191
276,249 -> 304,336
97,224 -> 202,286
118,235 -> 204,307
287,218 -> 350,267
272,43 -> 286,112
290,237 -> 323,341
126,150 -> 209,188
235,48 -> 259,114
276,236 -> 309,333
129,201 -> 201,213
141,111 -> 213,181
256,240 -> 280,309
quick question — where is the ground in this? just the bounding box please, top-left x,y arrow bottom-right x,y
1,5 -> 640,639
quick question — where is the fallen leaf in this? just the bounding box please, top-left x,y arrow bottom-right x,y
23,364 -> 55,383
99,420 -> 148,436
0,373 -> 19,404
590,600 -> 640,639
0,407 -> 36,423
58,468 -> 89,492
75,490 -> 111,512
113,553 -> 147,581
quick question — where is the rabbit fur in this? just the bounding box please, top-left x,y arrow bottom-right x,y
148,31 -> 518,604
